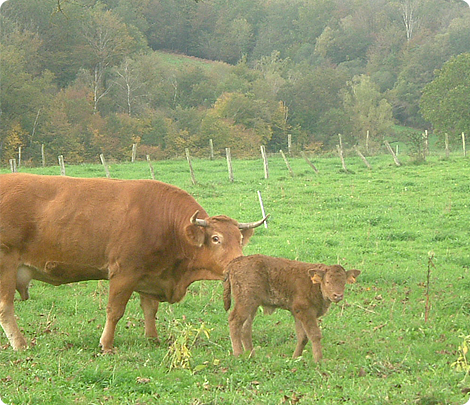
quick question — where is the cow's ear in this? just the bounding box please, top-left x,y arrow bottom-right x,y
346,269 -> 361,284
308,269 -> 325,284
240,228 -> 254,246
184,224 -> 205,247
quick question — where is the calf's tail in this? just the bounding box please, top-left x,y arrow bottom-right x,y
223,271 -> 232,311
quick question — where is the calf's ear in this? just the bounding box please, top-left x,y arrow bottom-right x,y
346,269 -> 361,284
308,269 -> 326,284
184,224 -> 205,247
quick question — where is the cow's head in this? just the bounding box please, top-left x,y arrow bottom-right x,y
184,210 -> 267,277
308,265 -> 360,303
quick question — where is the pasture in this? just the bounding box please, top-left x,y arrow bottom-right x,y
1,153 -> 470,404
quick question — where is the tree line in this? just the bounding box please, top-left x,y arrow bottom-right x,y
1,0 -> 469,165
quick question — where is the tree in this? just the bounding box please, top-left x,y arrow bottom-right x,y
342,75 -> 394,150
80,5 -> 140,113
0,30 -> 56,163
399,0 -> 421,41
314,14 -> 374,67
420,53 -> 470,137
278,64 -> 349,147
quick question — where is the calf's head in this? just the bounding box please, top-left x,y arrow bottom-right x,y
184,211 -> 267,277
308,265 -> 360,303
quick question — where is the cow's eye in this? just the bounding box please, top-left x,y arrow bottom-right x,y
212,235 -> 220,243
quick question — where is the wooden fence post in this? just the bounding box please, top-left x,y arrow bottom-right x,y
131,143 -> 137,162
58,155 -> 66,176
9,159 -> 17,173
462,132 -> 466,157
366,130 -> 370,155
185,148 -> 197,185
354,146 -> 372,170
337,145 -> 348,172
300,151 -> 319,174
209,139 -> 214,161
100,154 -> 110,178
41,144 -> 46,167
260,145 -> 269,179
423,130 -> 429,158
445,133 -> 450,158
280,149 -> 294,177
337,134 -> 348,172
226,147 -> 234,182
18,146 -> 22,168
146,155 -> 155,180
384,141 -> 401,166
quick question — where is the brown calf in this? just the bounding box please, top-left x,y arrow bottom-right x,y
223,254 -> 360,361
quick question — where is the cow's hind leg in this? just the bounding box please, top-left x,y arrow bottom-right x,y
99,268 -> 136,353
139,293 -> 160,344
0,251 -> 27,350
292,317 -> 309,358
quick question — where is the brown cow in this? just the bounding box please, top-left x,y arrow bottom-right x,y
0,173 -> 267,352
223,254 -> 360,361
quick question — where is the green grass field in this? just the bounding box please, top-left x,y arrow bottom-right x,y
1,152 -> 470,404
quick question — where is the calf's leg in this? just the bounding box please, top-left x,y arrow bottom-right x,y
139,293 -> 160,344
228,303 -> 253,356
292,317 -> 309,358
240,307 -> 257,355
293,307 -> 322,362
0,252 -> 28,350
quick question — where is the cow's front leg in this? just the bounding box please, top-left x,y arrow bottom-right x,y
0,252 -> 28,350
139,293 -> 160,344
99,272 -> 136,353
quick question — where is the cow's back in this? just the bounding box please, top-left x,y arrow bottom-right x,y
0,173 -> 204,269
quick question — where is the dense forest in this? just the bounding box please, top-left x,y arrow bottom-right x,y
1,0 -> 470,164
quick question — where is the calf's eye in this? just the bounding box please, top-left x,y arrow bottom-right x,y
212,235 -> 220,243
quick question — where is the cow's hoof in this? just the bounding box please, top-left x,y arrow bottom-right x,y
147,336 -> 160,346
11,337 -> 28,351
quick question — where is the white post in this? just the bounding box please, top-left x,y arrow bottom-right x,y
41,144 -> 46,167
146,155 -> 155,180
185,148 -> 197,185
9,159 -> 17,173
366,130 -> 370,154
260,145 -> 269,179
58,155 -> 66,176
462,132 -> 466,157
100,154 -> 110,178
280,149 -> 294,177
445,133 -> 449,158
384,141 -> 401,166
209,139 -> 214,160
257,191 -> 268,229
131,143 -> 137,162
226,147 -> 234,182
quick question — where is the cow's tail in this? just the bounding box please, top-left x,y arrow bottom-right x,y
223,271 -> 232,311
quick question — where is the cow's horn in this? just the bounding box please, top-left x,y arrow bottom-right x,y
238,214 -> 270,229
190,210 -> 209,227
